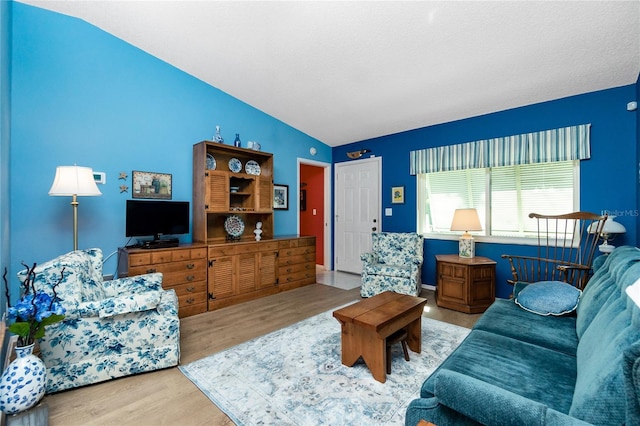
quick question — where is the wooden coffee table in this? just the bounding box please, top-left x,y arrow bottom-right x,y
333,291 -> 428,383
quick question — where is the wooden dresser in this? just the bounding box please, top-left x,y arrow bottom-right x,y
278,236 -> 316,291
118,244 -> 208,318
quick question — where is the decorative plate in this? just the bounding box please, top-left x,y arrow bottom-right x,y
229,158 -> 242,173
224,215 -> 245,237
245,160 -> 261,176
206,153 -> 216,170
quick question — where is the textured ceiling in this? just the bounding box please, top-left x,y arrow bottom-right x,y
20,1 -> 640,147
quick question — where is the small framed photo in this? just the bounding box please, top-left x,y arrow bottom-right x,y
132,171 -> 172,199
273,184 -> 289,210
392,186 -> 404,204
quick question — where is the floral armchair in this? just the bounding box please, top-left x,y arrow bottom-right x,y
16,248 -> 180,393
360,232 -> 424,297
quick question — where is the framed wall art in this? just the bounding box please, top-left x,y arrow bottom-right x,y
132,171 -> 172,200
392,186 -> 404,204
273,184 -> 289,210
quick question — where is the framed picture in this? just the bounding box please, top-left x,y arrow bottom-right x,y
392,186 -> 404,204
132,171 -> 172,199
273,184 -> 289,210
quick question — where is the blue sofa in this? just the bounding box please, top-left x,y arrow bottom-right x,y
406,245 -> 640,425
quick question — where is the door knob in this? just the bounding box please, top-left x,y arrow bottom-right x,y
372,227 -> 377,231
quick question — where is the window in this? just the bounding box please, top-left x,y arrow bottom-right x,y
417,161 -> 578,240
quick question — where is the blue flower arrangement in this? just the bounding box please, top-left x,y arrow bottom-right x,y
3,264 -> 66,347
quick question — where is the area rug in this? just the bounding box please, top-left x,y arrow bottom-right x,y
179,306 -> 470,426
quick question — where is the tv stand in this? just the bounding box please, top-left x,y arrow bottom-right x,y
140,238 -> 180,249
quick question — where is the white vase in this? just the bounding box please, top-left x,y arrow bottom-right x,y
0,343 -> 47,414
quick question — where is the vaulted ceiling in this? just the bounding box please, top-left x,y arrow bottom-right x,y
20,1 -> 640,146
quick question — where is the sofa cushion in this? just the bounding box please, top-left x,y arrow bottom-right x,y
80,248 -> 107,302
363,263 -> 412,278
576,246 -> 640,338
515,281 -> 581,316
473,298 -> 578,355
371,232 -> 422,265
422,330 -> 577,414
571,261 -> 640,424
16,250 -> 93,305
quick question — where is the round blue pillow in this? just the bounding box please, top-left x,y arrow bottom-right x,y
515,281 -> 582,316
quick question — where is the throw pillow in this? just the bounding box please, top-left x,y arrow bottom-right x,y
515,280 -> 582,316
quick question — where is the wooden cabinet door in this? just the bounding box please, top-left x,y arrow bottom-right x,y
257,250 -> 277,289
206,171 -> 229,212
237,252 -> 257,294
208,255 -> 235,303
257,177 -> 273,212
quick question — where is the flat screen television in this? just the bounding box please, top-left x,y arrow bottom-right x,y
125,200 -> 190,241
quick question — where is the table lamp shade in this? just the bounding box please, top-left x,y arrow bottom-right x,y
451,208 -> 482,258
49,166 -> 102,196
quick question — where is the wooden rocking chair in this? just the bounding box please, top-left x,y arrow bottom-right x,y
502,212 -> 607,290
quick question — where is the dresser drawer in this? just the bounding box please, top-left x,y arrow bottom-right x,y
172,280 -> 207,299
279,262 -> 314,276
129,258 -> 207,276
280,269 -> 315,284
280,245 -> 315,257
279,253 -> 316,266
209,245 -> 237,257
163,269 -> 207,286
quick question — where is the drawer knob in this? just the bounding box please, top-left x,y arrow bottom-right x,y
186,297 -> 195,304
147,268 -> 157,274
186,286 -> 195,292
186,263 -> 195,269
287,250 -> 292,255
305,264 -> 311,269
186,275 -> 195,282
287,277 -> 293,282
286,268 -> 292,273
286,260 -> 292,265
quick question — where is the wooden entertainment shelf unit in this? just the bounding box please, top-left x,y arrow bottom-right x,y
120,142 -> 317,317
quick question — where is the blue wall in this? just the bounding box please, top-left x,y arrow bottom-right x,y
1,0 -> 11,304
8,3 -> 330,289
334,84 -> 639,298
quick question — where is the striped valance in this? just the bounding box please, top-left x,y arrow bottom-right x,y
410,124 -> 591,175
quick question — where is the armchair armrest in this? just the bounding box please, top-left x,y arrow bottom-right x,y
98,291 -> 163,318
434,369 -> 591,425
103,272 -> 163,297
360,252 -> 378,264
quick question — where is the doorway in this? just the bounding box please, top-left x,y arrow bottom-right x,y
297,158 -> 331,269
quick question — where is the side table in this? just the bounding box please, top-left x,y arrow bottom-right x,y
435,254 -> 496,313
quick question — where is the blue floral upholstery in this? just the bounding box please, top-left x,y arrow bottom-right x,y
16,248 -> 180,393
360,232 -> 424,297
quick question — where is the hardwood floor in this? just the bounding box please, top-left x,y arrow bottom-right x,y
40,284 -> 481,425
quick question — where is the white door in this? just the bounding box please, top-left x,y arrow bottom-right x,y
334,157 -> 381,274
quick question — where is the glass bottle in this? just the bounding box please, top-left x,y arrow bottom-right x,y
234,133 -> 241,148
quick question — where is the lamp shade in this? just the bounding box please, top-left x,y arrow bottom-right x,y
49,166 -> 102,196
450,208 -> 482,232
601,216 -> 626,235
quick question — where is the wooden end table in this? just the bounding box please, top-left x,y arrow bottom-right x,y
333,291 -> 427,383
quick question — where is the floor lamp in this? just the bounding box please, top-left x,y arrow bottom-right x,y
49,165 -> 102,251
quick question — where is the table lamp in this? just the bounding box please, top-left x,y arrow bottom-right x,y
49,165 -> 102,250
590,215 -> 626,254
451,208 -> 482,258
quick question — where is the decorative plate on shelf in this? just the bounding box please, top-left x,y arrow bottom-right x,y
224,215 -> 245,237
245,160 -> 261,176
206,153 -> 216,170
228,158 -> 242,173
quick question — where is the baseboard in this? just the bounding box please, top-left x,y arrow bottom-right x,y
421,283 -> 436,291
